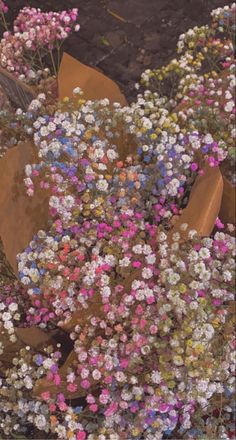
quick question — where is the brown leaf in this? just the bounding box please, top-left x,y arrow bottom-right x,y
58,53 -> 127,107
219,176 -> 236,225
0,141 -> 50,273
168,166 -> 223,241
15,327 -> 56,351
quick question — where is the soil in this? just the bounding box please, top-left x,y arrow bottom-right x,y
3,0 -> 231,102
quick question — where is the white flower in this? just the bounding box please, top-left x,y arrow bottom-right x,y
85,114 -> 95,124
141,117 -> 152,130
151,371 -> 162,384
24,375 -> 33,389
142,268 -> 153,279
223,270 -> 232,282
35,415 -> 46,430
73,87 -> 81,94
146,254 -> 156,264
132,244 -> 143,254
119,257 -> 130,267
49,196 -> 60,208
2,312 -> 11,321
107,149 -> 118,160
199,247 -> 211,259
96,179 -> 109,191
196,379 -> 209,393
224,100 -> 234,113
92,369 -> 101,380
168,272 -> 180,285
62,195 -> 75,209
25,164 -> 32,176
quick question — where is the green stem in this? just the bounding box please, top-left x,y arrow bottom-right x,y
0,11 -> 8,31
49,49 -> 57,77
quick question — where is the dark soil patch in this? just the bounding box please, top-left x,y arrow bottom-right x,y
3,0 -> 231,101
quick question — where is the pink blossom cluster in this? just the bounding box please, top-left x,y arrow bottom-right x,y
0,0 -> 8,13
0,6 -> 80,80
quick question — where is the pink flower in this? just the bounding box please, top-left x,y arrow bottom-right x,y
149,325 -> 158,336
49,403 -> 56,412
89,404 -> 98,412
104,402 -> 118,417
58,401 -> 68,411
67,383 -> 78,393
81,379 -> 90,389
132,261 -> 142,268
120,358 -> 128,368
190,162 -> 198,171
104,375 -> 113,384
41,391 -> 50,401
54,374 -> 61,385
215,217 -> 224,229
147,296 -> 155,304
76,431 -> 87,440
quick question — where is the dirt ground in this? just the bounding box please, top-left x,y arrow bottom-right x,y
4,0 -> 231,101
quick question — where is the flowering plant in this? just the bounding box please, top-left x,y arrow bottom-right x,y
0,3 -> 235,440
0,5 -> 80,81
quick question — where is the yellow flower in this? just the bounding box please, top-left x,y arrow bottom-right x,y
84,130 -> 92,140
96,197 -> 104,205
188,369 -> 199,377
95,208 -> 103,216
185,357 -> 193,366
195,343 -> 204,354
162,371 -> 173,380
155,388 -> 162,396
140,127 -> 147,134
178,283 -> 187,293
212,318 -> 221,328
168,380 -> 176,389
132,429 -> 140,436
184,326 -> 192,334
150,133 -> 157,140
83,210 -> 90,217
171,113 -> 178,122
63,96 -> 69,102
163,122 -> 170,129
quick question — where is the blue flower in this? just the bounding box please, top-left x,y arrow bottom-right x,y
35,354 -> 43,366
74,406 -> 83,414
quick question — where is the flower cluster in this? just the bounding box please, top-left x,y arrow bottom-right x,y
139,3 -> 236,183
0,6 -> 80,81
0,3 -> 235,440
61,228 -> 235,439
0,0 -> 8,13
5,226 -> 235,440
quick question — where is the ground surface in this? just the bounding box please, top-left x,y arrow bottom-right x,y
4,0 -> 231,101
